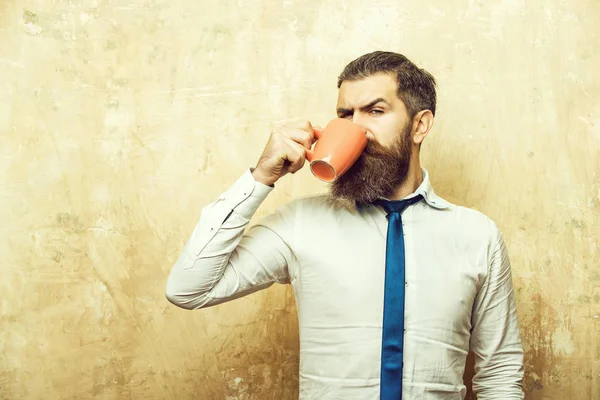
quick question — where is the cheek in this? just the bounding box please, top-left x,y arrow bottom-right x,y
371,115 -> 402,147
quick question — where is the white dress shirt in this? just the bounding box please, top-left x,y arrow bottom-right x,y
165,167 -> 524,399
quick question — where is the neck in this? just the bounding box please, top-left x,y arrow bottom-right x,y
388,153 -> 423,200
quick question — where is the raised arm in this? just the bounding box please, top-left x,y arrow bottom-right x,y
165,120 -> 318,310
165,169 -> 292,309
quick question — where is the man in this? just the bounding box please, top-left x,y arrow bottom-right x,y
165,51 -> 524,399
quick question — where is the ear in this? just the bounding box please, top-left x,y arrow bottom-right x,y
412,110 -> 434,145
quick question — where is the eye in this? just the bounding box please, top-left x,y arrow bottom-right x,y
369,109 -> 384,115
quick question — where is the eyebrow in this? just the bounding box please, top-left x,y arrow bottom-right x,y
336,97 -> 390,117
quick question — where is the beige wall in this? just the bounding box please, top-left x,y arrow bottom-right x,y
1,0 -> 599,399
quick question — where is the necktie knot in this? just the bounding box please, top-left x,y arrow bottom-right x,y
375,195 -> 423,217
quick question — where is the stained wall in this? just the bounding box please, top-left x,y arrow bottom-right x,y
1,0 -> 599,399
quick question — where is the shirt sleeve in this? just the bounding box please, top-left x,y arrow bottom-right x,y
165,168 -> 295,310
470,222 -> 525,399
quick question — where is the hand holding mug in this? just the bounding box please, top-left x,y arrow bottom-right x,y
252,118 -> 367,186
252,120 -> 320,187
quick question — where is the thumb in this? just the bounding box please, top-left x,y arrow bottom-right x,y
312,126 -> 324,141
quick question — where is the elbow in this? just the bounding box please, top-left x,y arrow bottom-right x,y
472,365 -> 524,399
165,277 -> 203,311
165,284 -> 191,310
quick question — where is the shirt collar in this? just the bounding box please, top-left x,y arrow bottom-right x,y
414,168 -> 451,210
356,168 -> 451,211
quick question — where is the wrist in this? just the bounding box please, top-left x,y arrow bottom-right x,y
251,168 -> 275,187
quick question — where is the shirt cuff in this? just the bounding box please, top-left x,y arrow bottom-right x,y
218,168 -> 274,219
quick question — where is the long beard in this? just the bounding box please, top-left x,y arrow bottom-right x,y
329,124 -> 412,207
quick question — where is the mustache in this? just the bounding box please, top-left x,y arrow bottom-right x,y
361,138 -> 400,158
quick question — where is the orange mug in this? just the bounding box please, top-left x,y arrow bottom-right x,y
305,118 -> 368,182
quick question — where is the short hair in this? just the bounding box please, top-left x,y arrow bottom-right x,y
337,51 -> 437,118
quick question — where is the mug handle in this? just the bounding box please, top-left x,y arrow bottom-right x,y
305,126 -> 323,162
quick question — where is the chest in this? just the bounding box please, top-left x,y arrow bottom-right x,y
291,216 -> 486,334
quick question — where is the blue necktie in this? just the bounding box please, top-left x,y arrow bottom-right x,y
375,195 -> 423,400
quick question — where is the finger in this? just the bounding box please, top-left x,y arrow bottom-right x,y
289,119 -> 314,133
273,137 -> 304,165
312,126 -> 324,141
289,120 -> 320,142
281,128 -> 314,149
282,138 -> 307,174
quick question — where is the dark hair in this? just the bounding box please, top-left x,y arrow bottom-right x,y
337,51 -> 437,118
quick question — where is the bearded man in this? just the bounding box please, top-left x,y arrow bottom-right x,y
165,51 -> 525,400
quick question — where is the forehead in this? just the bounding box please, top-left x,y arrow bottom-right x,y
336,72 -> 399,107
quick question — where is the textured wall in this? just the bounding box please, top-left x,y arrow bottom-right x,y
1,0 -> 599,399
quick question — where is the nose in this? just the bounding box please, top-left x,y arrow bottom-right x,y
351,115 -> 375,140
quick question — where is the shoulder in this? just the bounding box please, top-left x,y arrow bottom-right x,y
255,193 -> 354,228
280,193 -> 360,218
448,203 -> 498,228
434,199 -> 503,247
